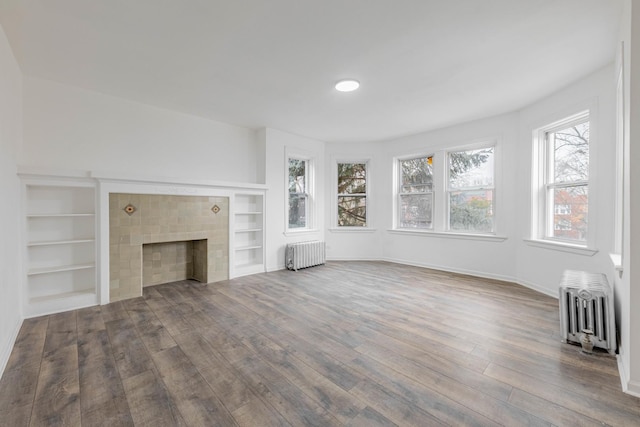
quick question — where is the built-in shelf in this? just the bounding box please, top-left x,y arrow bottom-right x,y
29,289 -> 96,304
28,263 -> 95,276
236,245 -> 263,251
28,213 -> 95,218
233,193 -> 265,278
28,238 -> 95,247
23,179 -> 99,317
235,228 -> 263,233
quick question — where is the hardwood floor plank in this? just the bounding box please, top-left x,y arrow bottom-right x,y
231,395 -> 292,427
350,377 -> 447,426
78,347 -> 132,422
0,361 -> 40,412
172,331 -> 254,412
5,317 -> 48,371
0,403 -> 32,427
104,318 -> 155,380
76,306 -> 106,336
121,369 -> 186,427
347,406 -> 399,427
43,311 -> 77,356
31,344 -> 81,427
484,362 -> 640,425
508,388 -> 607,427
3,261 -> 638,426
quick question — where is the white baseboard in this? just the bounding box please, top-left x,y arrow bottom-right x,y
266,264 -> 286,273
617,350 -> 640,398
326,256 -> 379,262
0,317 -> 22,378
380,256 -> 558,299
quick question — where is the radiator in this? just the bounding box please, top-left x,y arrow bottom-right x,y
286,241 -> 326,271
559,270 -> 616,355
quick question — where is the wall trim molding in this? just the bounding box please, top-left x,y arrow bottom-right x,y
617,351 -> 640,398
0,317 -> 23,378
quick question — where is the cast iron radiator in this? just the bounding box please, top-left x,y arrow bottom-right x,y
559,270 -> 616,354
286,241 -> 326,271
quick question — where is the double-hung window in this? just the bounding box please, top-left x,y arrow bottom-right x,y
447,146 -> 495,233
337,162 -> 367,227
398,156 -> 434,229
288,158 -> 308,229
540,114 -> 590,242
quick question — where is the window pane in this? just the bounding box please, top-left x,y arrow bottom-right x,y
551,121 -> 589,183
338,196 -> 366,226
401,156 -> 433,192
449,190 -> 494,232
338,163 -> 366,194
449,148 -> 494,189
289,158 -> 306,193
551,185 -> 588,241
288,194 -> 306,228
400,194 -> 433,229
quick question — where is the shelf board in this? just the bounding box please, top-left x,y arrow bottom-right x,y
28,263 -> 95,276
235,245 -> 263,251
235,262 -> 263,269
29,289 -> 96,304
235,228 -> 263,233
28,238 -> 95,247
27,213 -> 95,218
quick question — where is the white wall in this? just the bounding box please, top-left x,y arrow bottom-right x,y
615,0 -> 640,397
324,66 -> 616,298
22,77 -> 261,183
329,113 -> 521,283
516,66 -> 616,295
264,128 -> 325,271
324,141 -> 383,261
0,24 -> 23,374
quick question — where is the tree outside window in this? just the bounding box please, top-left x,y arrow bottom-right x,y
398,156 -> 433,229
546,120 -> 589,241
447,147 -> 495,233
288,158 -> 307,229
337,163 -> 367,226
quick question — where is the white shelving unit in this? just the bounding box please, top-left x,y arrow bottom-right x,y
233,193 -> 265,277
23,180 -> 99,317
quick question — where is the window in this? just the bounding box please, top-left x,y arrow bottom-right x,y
337,162 -> 367,226
447,146 -> 495,233
288,158 -> 308,229
540,114 -> 589,243
398,156 -> 434,229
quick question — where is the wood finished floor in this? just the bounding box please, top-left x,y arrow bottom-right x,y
1,261 -> 639,426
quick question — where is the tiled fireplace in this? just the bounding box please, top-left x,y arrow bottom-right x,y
109,193 -> 228,301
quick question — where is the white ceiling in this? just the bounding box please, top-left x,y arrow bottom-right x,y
0,0 -> 624,143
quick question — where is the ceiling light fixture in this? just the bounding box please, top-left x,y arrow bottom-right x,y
335,79 -> 360,92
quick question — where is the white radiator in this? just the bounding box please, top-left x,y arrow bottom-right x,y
286,241 -> 325,271
559,270 -> 616,355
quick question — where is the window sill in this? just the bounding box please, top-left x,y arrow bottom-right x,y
609,253 -> 623,277
283,228 -> 320,237
523,239 -> 598,256
387,229 -> 507,242
329,227 -> 377,233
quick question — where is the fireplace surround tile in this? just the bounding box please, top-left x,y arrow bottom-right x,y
109,193 -> 229,302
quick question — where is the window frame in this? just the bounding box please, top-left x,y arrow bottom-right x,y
396,154 -> 435,230
532,109 -> 593,249
445,144 -> 496,234
286,152 -> 315,232
335,160 -> 370,228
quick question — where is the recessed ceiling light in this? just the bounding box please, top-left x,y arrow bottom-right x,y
335,79 -> 360,92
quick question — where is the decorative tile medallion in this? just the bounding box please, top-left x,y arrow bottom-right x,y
123,204 -> 137,216
211,204 -> 220,214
